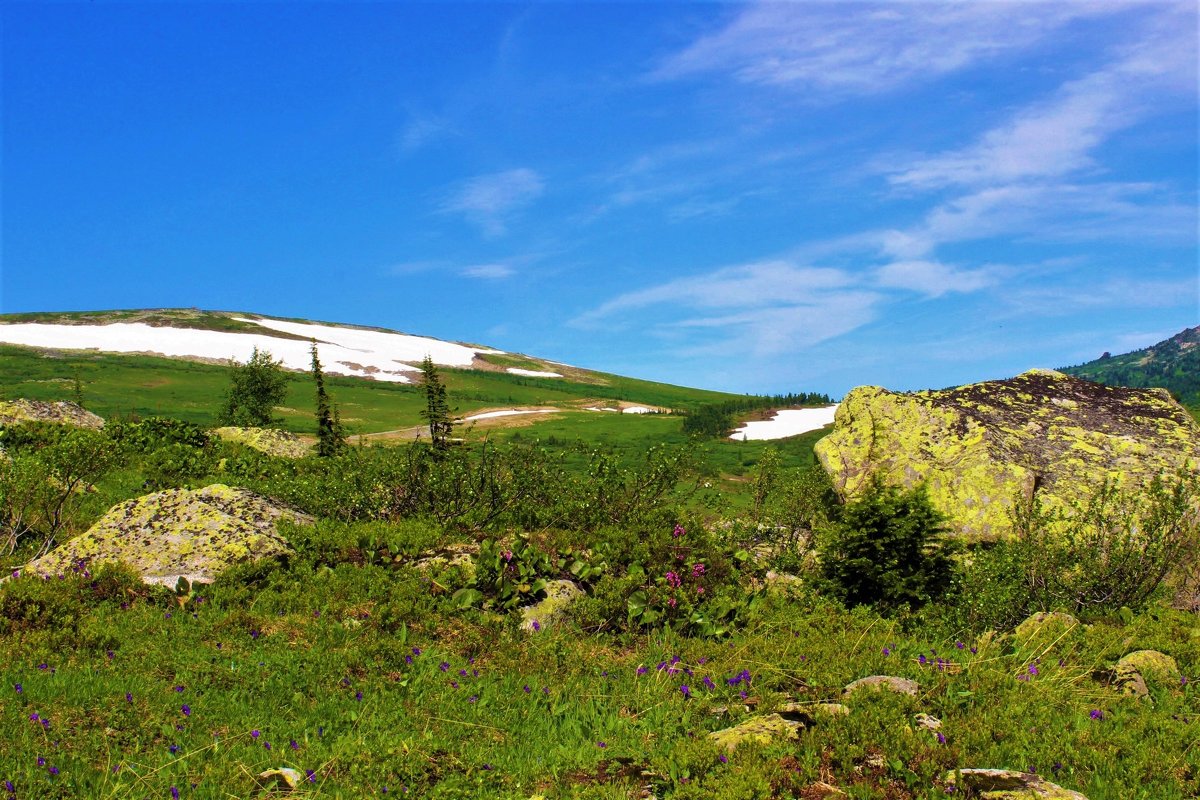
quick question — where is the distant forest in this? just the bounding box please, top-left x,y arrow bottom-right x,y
1061,328 -> 1199,406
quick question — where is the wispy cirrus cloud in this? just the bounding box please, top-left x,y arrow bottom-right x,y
441,168 -> 544,236
461,263 -> 515,280
574,260 -> 882,358
651,1 -> 1127,94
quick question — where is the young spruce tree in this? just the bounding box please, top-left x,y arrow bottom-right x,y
310,342 -> 346,456
419,355 -> 453,450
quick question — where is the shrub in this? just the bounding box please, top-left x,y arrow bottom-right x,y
816,481 -> 955,613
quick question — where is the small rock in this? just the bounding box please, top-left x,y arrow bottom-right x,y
944,768 -> 1089,799
914,713 -> 942,731
707,713 -> 802,751
1116,650 -> 1180,687
1014,611 -> 1080,640
257,768 -> 303,790
843,675 -> 919,697
520,579 -> 583,632
814,703 -> 851,717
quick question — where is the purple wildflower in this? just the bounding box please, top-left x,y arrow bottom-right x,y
468,695 -> 478,703
597,741 -> 606,748
355,691 -> 363,702
937,732 -> 946,744
13,684 -> 20,694
636,666 -> 648,676
251,730 -> 260,739
1089,709 -> 1104,720
531,620 -> 541,632
919,654 -> 927,665
171,787 -> 179,799
411,647 -> 421,656
523,685 -> 531,693
169,745 -> 179,754
680,685 -> 691,699
36,758 -> 44,767
306,770 -> 316,783
702,676 -> 715,690
718,754 -> 728,764
290,739 -> 299,750
439,661 -> 450,672
47,766 -> 58,776
173,685 -> 185,693
672,524 -> 685,538
181,704 -> 191,716
126,692 -> 133,703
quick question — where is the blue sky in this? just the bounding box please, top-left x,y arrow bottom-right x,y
2,1 -> 1196,396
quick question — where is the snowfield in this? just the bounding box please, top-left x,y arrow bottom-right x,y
458,408 -> 559,422
506,368 -> 563,378
0,317 -> 504,383
729,405 -> 839,441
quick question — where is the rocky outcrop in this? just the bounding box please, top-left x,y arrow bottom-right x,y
25,484 -> 311,586
0,399 -> 104,429
213,426 -> 310,458
815,370 -> 1200,538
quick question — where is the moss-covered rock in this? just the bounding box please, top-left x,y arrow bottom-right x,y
1014,611 -> 1080,641
213,426 -> 310,458
1112,649 -> 1181,700
707,713 -> 802,751
944,768 -> 1088,799
0,399 -> 104,429
24,484 -> 312,586
520,579 -> 583,632
815,370 -> 1200,539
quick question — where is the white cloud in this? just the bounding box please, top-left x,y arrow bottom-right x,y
461,263 -> 515,279
874,260 -> 997,297
442,168 -> 545,235
652,1 -> 1128,94
575,259 -> 881,357
399,113 -> 454,153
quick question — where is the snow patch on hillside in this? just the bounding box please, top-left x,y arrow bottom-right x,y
729,406 -> 839,441
506,368 -> 563,378
0,317 -> 504,383
459,408 -> 559,422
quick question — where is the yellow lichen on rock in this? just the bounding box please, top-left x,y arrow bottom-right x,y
213,426 -> 310,458
24,484 -> 312,586
0,399 -> 105,429
816,371 -> 1200,539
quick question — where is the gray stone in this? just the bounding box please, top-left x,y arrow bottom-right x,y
843,675 -> 919,697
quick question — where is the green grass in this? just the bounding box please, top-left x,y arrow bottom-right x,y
1,558 -> 1195,800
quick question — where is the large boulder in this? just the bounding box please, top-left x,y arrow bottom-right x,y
0,399 -> 104,430
213,426 -> 311,458
24,484 -> 311,586
944,768 -> 1088,799
815,370 -> 1200,538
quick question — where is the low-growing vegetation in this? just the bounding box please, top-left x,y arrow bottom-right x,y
0,403 -> 1197,798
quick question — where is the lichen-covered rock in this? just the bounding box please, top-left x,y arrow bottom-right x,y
0,399 -> 104,429
1014,611 -> 1080,641
1111,650 -> 1181,700
520,579 -> 583,632
213,426 -> 310,458
1116,650 -> 1180,686
707,713 -> 802,751
843,675 -> 919,697
815,370 -> 1200,539
25,484 -> 311,586
944,768 -> 1088,799
915,713 -> 942,731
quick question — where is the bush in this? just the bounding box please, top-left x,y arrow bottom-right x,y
816,481 -> 955,613
949,472 -> 1200,628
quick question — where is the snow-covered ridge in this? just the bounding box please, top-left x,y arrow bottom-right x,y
0,316 -> 505,384
729,405 -> 839,441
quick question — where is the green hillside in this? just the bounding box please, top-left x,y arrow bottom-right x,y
1060,326 -> 1200,407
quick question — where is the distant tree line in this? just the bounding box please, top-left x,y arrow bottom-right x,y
681,392 -> 833,438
